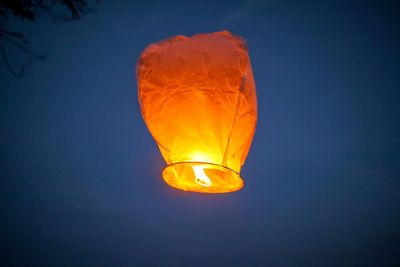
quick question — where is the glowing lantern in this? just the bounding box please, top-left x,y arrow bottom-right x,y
136,31 -> 257,193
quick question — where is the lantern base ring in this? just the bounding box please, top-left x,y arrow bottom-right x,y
162,161 -> 244,193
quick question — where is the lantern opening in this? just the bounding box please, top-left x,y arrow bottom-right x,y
162,162 -> 243,193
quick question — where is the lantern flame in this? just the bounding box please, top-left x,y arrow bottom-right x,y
193,165 -> 212,187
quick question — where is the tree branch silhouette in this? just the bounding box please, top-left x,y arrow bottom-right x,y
0,0 -> 100,76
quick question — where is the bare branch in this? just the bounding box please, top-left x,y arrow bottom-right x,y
0,32 -> 45,60
1,45 -> 32,77
0,0 -> 99,76
0,28 -> 29,44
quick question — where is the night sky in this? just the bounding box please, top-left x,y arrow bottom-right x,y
1,0 -> 400,266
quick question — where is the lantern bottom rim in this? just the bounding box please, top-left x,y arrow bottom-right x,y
162,161 -> 243,193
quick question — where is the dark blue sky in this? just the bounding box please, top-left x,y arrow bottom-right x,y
1,0 -> 399,266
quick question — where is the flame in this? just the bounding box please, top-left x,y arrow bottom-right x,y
193,165 -> 212,187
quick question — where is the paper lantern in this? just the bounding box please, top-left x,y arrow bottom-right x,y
136,31 -> 257,193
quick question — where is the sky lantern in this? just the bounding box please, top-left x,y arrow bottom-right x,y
136,31 -> 257,193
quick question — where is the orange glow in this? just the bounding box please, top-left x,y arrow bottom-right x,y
136,31 -> 257,193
